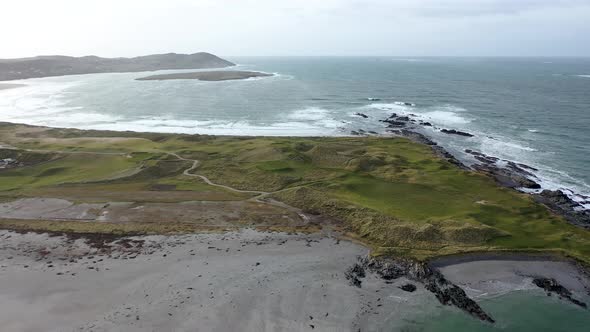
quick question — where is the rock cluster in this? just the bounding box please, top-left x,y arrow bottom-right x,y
345,256 -> 495,323
533,190 -> 590,228
0,157 -> 22,169
466,150 -> 541,189
440,129 -> 474,137
532,277 -> 587,308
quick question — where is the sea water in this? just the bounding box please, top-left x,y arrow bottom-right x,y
403,291 -> 590,332
1,57 -> 589,330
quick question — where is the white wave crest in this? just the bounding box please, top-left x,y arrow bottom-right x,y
287,107 -> 331,121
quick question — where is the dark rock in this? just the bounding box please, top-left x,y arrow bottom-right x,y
472,163 -> 541,189
403,102 -> 414,106
389,130 -> 468,170
440,129 -> 474,137
399,283 -> 417,292
534,190 -> 590,228
396,116 -> 410,122
466,149 -> 542,189
354,113 -> 369,119
387,121 -> 406,128
532,277 -> 587,308
420,122 -> 432,127
345,262 -> 366,288
349,256 -> 494,323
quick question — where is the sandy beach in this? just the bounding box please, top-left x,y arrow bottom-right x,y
0,229 -> 432,332
1,229 -> 589,331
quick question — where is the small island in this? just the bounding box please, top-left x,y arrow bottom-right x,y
136,70 -> 273,82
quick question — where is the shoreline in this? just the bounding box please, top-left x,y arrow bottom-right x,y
1,229 -> 588,331
0,229 -> 419,331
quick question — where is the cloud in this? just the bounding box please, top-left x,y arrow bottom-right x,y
396,0 -> 590,17
1,0 -> 589,57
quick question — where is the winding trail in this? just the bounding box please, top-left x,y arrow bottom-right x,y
167,152 -> 311,223
1,145 -> 312,224
168,153 -> 268,196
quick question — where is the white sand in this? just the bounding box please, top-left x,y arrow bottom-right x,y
0,230 -> 430,332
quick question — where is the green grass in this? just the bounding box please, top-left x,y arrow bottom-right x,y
1,123 -> 590,263
0,153 -> 141,191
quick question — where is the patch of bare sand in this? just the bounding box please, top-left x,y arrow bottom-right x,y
0,198 -> 305,227
433,255 -> 590,299
0,230 -> 430,332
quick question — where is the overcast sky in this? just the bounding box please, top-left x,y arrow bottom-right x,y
2,0 -> 590,58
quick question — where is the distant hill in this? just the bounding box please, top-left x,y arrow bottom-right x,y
0,52 -> 235,81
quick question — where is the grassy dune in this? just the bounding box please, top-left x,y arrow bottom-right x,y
1,123 -> 590,263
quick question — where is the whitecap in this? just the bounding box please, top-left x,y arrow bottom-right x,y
286,107 -> 331,121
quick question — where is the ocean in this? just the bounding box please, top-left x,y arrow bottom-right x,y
1,56 -> 590,329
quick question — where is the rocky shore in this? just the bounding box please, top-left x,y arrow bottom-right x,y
346,256 -> 495,323
347,104 -> 590,229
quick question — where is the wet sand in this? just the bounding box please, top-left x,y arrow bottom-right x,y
435,255 -> 590,298
0,229 -> 430,332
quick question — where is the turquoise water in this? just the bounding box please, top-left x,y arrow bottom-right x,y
404,291 -> 590,332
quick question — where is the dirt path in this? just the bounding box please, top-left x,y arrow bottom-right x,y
1,146 -> 313,225
167,152 -> 312,223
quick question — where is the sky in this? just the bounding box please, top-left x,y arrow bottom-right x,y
2,0 -> 590,58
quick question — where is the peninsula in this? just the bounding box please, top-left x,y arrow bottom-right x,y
0,52 -> 234,81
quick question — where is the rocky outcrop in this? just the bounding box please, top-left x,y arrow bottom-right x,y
399,283 -> 417,292
388,130 -> 468,170
532,278 -> 587,308
466,150 -> 541,189
380,113 -> 412,128
345,256 -> 495,323
533,190 -> 590,228
440,129 -> 474,137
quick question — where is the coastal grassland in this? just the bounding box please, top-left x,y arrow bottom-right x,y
1,123 -> 590,263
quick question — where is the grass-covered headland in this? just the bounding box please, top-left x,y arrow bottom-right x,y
1,122 -> 589,264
